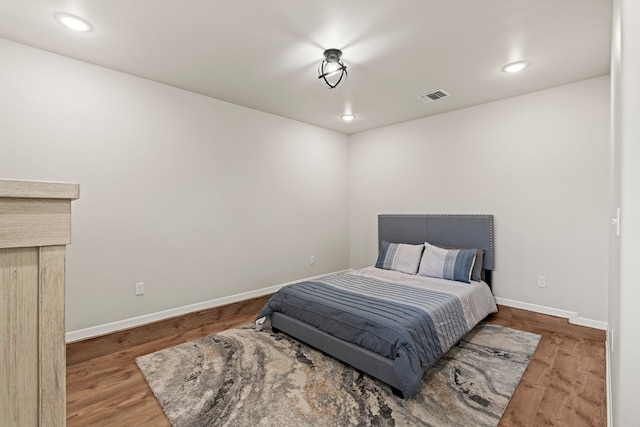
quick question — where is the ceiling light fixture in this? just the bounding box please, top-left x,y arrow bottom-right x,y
342,114 -> 355,122
318,49 -> 347,89
502,60 -> 531,73
55,13 -> 93,32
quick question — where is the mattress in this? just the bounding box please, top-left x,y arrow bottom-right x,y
256,266 -> 497,398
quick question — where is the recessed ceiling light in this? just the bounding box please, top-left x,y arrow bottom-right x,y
502,60 -> 531,73
55,13 -> 93,32
342,114 -> 355,122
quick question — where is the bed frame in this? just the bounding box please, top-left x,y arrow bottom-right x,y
271,214 -> 495,398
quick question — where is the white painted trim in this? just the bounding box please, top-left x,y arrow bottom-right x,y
606,329 -> 612,427
65,270 -> 350,343
494,297 -> 577,318
494,297 -> 608,331
570,317 -> 609,331
67,277 -> 607,342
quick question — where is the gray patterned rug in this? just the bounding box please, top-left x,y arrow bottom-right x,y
136,323 -> 540,427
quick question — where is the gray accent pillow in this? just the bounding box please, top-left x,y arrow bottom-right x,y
433,245 -> 485,282
375,241 -> 424,275
417,243 -> 477,283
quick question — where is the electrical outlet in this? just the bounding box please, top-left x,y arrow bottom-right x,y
537,276 -> 546,288
135,282 -> 144,296
310,256 -> 316,265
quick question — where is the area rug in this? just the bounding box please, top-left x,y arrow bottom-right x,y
136,323 -> 540,427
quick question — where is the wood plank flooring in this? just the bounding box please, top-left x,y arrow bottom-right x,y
490,306 -> 606,426
66,302 -> 606,426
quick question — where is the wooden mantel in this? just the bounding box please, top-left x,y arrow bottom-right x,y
0,178 -> 79,426
0,179 -> 79,249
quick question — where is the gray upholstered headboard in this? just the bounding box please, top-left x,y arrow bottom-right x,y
378,214 -> 494,285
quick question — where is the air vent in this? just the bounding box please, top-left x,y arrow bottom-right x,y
416,90 -> 450,103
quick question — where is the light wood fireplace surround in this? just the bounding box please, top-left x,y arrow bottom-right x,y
1,179 -> 79,427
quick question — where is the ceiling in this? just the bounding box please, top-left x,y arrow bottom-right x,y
0,0 -> 612,134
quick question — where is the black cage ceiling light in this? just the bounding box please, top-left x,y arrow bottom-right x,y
318,48 -> 347,89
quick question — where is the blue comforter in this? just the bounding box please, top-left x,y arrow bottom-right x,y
256,271 -> 471,398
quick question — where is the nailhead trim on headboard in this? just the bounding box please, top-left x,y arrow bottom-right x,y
377,214 -> 494,271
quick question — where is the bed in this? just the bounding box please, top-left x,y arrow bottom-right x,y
255,214 -> 497,399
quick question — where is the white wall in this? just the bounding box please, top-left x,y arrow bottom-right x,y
0,38 -> 350,332
610,0 -> 640,424
0,35 -> 612,337
609,0 -> 622,423
349,76 -> 610,322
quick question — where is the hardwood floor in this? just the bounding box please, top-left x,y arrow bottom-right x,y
491,306 -> 606,426
66,296 -> 271,427
66,302 -> 606,426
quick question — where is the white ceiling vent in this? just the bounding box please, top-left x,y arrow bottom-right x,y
416,90 -> 450,103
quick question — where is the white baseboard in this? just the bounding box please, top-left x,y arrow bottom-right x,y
67,276 -> 607,342
65,269 -> 350,343
494,297 -> 608,331
570,316 -> 609,331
